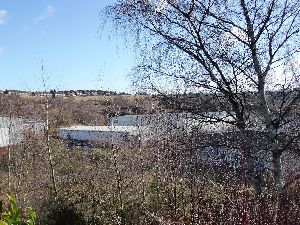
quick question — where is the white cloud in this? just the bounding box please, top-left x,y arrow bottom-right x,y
34,5 -> 55,23
266,61 -> 300,91
223,27 -> 248,43
0,10 -> 8,25
156,0 -> 168,12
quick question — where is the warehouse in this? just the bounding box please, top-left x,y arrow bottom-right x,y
58,125 -> 139,147
0,116 -> 44,155
59,112 -> 235,148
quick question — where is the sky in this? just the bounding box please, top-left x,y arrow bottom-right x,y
0,0 -> 135,92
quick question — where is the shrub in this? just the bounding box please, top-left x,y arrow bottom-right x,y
0,194 -> 36,225
40,200 -> 86,225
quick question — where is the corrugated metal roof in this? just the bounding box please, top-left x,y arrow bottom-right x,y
60,125 -> 139,133
58,125 -> 141,143
110,112 -> 235,127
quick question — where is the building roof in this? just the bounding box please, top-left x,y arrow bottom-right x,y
59,112 -> 238,143
59,125 -> 139,134
111,111 -> 235,125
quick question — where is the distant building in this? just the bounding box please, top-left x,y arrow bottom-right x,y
59,112 -> 236,148
58,125 -> 139,149
0,116 -> 44,155
1,90 -> 29,95
110,113 -> 272,170
196,131 -> 273,171
58,112 -> 274,172
110,112 -> 235,139
16,90 -> 29,95
35,91 -> 52,97
55,91 -> 66,97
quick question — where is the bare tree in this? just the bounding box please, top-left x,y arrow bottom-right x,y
104,0 -> 300,195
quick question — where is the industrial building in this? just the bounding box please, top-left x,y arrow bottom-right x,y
58,125 -> 139,144
0,116 -> 44,155
58,112 -> 235,147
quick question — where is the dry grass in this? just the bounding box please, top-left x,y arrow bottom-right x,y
71,95 -> 139,102
19,94 -> 148,103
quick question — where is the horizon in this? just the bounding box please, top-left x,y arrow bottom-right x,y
0,88 -> 132,94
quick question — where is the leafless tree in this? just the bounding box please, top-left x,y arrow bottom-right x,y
105,0 -> 300,195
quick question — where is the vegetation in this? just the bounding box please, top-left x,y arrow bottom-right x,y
0,0 -> 300,224
105,0 -> 300,196
0,194 -> 36,225
0,90 -> 300,224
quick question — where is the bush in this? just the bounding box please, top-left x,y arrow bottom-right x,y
0,194 -> 36,225
40,200 -> 86,225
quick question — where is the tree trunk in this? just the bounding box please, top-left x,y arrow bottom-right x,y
268,126 -> 286,195
272,152 -> 286,195
244,148 -> 262,195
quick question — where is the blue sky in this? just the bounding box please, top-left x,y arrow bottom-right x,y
0,0 -> 134,92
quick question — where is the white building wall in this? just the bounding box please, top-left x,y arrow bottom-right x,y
59,130 -> 126,143
0,128 -> 9,147
0,116 -> 44,147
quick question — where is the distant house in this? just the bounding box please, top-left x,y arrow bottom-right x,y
35,91 -> 52,97
55,91 -> 66,97
77,90 -> 87,96
3,90 -> 29,95
15,90 -> 29,95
